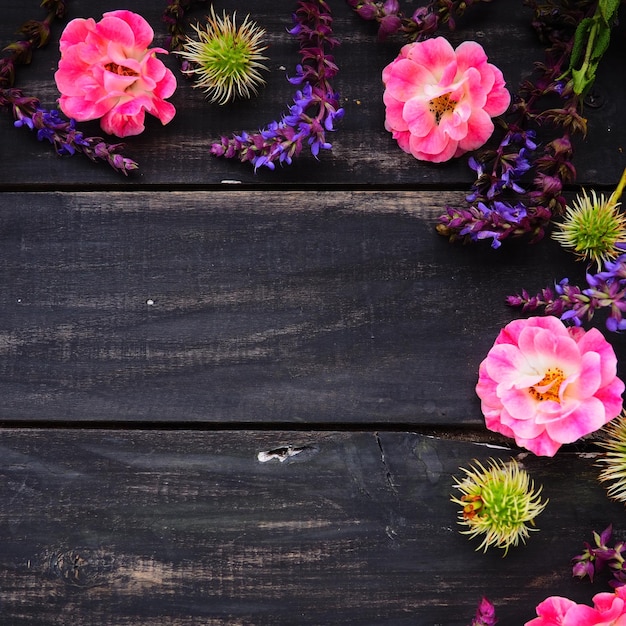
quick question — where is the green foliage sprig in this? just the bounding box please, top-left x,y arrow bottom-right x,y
567,0 -> 621,97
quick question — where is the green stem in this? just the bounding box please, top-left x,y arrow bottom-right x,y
576,19 -> 598,85
609,167 -> 626,205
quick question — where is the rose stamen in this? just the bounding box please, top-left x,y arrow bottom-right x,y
104,62 -> 139,77
529,367 -> 565,402
428,93 -> 457,125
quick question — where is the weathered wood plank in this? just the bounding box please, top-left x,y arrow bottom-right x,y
2,190 -> 621,424
0,428 -> 623,625
0,0 -> 623,187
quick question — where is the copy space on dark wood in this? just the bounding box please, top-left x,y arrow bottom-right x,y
0,0 -> 624,187
1,429 -> 624,626
2,190 -> 622,425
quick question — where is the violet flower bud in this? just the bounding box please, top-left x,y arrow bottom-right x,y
18,19 -> 52,47
471,597 -> 497,626
210,0 -> 341,170
572,559 -> 596,581
535,173 -> 563,195
383,0 -> 400,14
549,135 -> 573,156
3,40 -> 33,65
378,14 -> 402,39
356,4 -> 377,20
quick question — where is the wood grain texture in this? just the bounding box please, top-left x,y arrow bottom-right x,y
1,428 -> 624,625
1,2 -> 626,622
2,190 -> 623,424
0,0 -> 624,187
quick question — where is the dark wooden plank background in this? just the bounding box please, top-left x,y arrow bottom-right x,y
2,190 -> 611,424
2,1 -> 626,624
1,429 -> 624,625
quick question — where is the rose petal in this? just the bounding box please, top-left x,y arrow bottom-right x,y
455,40 -> 488,73
403,97 -> 435,138
515,430 -> 562,457
404,36 -> 456,76
482,343 -> 541,389
383,92 -> 409,132
484,66 -> 510,116
457,107 -> 494,153
383,58 -> 436,102
104,10 -> 155,50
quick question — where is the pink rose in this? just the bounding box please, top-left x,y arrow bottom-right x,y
54,10 -> 176,137
476,316 -> 624,457
525,596 -> 579,626
572,588 -> 626,625
381,37 -> 510,162
525,587 -> 626,625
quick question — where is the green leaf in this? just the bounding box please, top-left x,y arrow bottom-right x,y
599,0 -> 621,24
568,17 -> 593,71
568,2 -> 621,97
591,21 -> 612,62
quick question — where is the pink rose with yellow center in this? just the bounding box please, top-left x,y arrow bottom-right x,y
54,10 -> 176,138
476,316 -> 624,457
382,36 -> 510,162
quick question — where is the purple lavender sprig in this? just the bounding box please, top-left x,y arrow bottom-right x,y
572,524 -> 626,588
436,1 -> 596,248
345,0 -> 495,42
0,1 -> 64,90
210,0 -> 344,170
437,129 -> 547,248
436,132 -> 576,247
507,249 -> 626,332
4,89 -> 138,176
